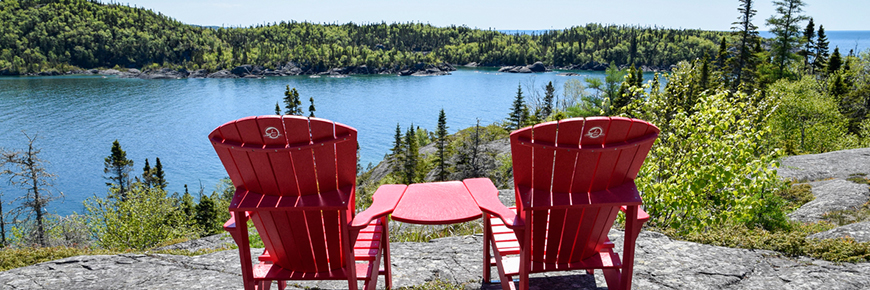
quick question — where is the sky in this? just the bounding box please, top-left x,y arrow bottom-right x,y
116,0 -> 867,31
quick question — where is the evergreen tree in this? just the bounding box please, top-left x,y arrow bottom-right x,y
308,97 -> 316,117
814,25 -> 830,74
766,0 -> 808,79
402,125 -> 418,184
732,0 -> 759,90
700,53 -> 711,91
142,158 -> 153,188
180,184 -> 195,218
827,47 -> 842,75
275,102 -> 281,115
507,84 -> 526,130
194,192 -> 219,234
716,36 -> 729,69
391,123 -> 405,174
152,157 -> 166,190
283,85 -> 302,115
800,18 -> 815,69
4,133 -> 62,247
830,73 -> 847,98
542,81 -> 555,117
436,109 -> 449,181
104,140 -> 134,196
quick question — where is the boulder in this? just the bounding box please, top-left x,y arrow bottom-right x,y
98,69 -> 122,75
188,69 -> 209,78
809,220 -> 870,243
779,148 -> 870,182
787,179 -> 870,223
230,65 -> 254,76
206,70 -> 239,78
528,61 -> 547,72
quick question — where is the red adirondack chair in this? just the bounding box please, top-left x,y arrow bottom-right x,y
209,115 -> 391,290
476,116 -> 659,290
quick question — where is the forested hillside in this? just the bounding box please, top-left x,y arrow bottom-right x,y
0,0 -> 727,74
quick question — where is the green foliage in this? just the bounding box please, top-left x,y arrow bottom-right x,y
663,221 -> 870,263
435,109 -> 449,182
282,86 -> 302,115
104,140 -> 133,195
766,0 -> 808,80
768,76 -> 851,154
777,183 -> 815,212
0,1 -> 726,74
629,71 -> 787,233
0,246 -> 116,271
84,184 -> 197,250
506,84 -> 526,130
390,222 -> 481,243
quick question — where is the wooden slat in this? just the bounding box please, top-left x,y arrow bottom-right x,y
333,121 -> 357,200
556,207 -> 584,264
530,209 -> 548,263
531,122 -> 558,202
209,121 -> 245,188
552,118 -> 584,197
283,116 -> 318,196
310,118 -> 339,194
510,126 -> 533,213
569,207 -> 598,262
322,210 -> 343,270
543,208 -> 566,263
304,210 -> 330,272
286,210 -> 317,272
259,116 -> 302,196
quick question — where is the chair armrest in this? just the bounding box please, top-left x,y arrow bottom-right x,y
620,205 -> 650,223
350,184 -> 407,230
223,211 -> 251,231
464,178 -> 524,229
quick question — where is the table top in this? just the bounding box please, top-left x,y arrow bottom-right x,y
390,181 -> 483,225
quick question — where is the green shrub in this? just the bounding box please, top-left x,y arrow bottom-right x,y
0,246 -> 116,271
768,76 -> 852,154
84,184 -> 198,250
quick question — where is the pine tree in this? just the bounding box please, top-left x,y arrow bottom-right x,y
403,125 -> 418,184
716,36 -> 729,69
104,140 -> 134,196
766,0 -> 808,79
283,85 -> 302,115
827,47 -> 842,75
142,158 -> 153,188
308,97 -> 316,117
800,18 -> 815,69
732,0 -> 759,90
195,192 -> 218,234
507,83 -> 526,130
542,81 -> 555,118
274,102 -> 281,115
180,184 -> 195,218
152,157 -> 166,190
436,109 -> 449,181
700,53 -> 711,91
391,123 -> 404,173
814,25 -> 830,74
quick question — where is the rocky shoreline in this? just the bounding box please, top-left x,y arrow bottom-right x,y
9,60 -> 676,79
15,62 -> 458,79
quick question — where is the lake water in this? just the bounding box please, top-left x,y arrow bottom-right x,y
0,68 -> 622,216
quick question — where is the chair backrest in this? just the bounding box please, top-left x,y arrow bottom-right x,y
209,115 -> 358,272
510,116 -> 658,264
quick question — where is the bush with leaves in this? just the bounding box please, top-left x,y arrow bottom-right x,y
625,62 -> 788,233
84,184 -> 197,250
768,75 -> 854,154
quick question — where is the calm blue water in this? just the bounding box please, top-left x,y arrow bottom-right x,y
0,68 -> 623,216
759,30 -> 869,54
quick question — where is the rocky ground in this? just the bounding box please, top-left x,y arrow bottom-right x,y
2,149 -> 869,289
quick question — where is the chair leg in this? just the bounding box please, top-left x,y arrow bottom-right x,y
489,237 -> 516,290
277,281 -> 287,290
620,205 -> 641,290
602,268 -> 622,290
226,211 -> 256,290
483,215 -> 492,283
257,280 -> 271,290
382,217 -> 393,289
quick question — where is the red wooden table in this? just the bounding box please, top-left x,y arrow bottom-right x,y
352,178 -> 517,228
